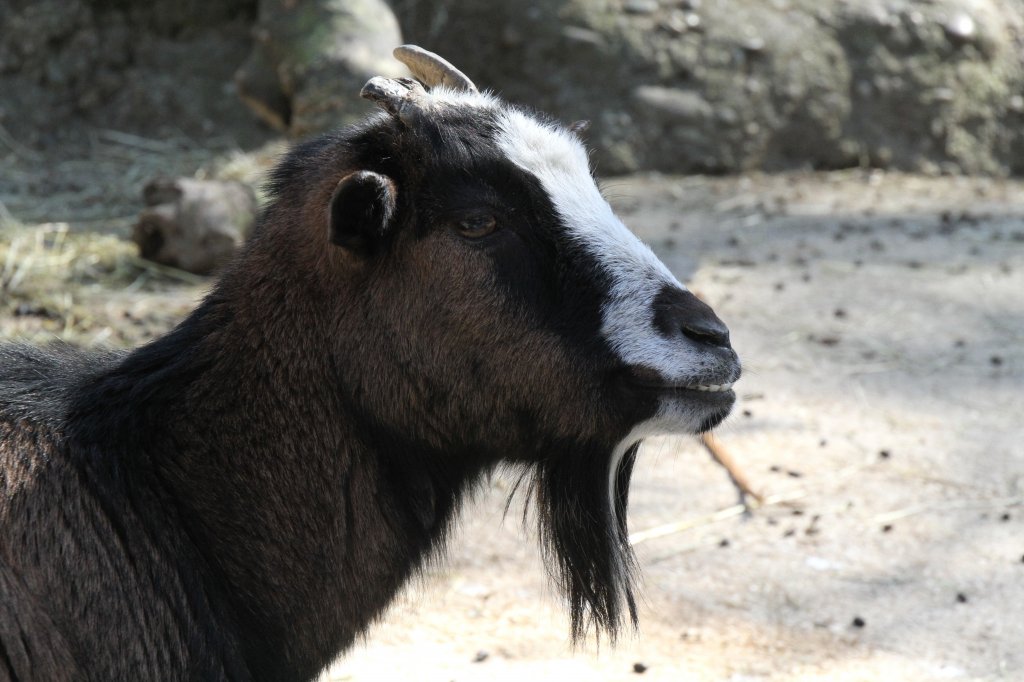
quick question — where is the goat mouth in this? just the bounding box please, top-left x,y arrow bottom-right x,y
668,382 -> 735,393
648,384 -> 737,410
621,368 -> 738,397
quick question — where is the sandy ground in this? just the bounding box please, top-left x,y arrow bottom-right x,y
2,168 -> 1022,681
322,172 -> 1024,681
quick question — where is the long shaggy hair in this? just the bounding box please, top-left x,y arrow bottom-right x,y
515,441 -> 642,642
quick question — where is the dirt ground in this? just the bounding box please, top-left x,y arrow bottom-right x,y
1,161 -> 1022,680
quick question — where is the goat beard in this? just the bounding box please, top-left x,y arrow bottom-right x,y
523,441 -> 641,643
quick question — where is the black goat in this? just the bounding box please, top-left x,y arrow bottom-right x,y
0,46 -> 740,681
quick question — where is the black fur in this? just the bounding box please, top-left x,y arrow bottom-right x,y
0,100 -> 726,681
527,440 -> 642,642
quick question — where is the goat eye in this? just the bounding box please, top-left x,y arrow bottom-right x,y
456,214 -> 497,239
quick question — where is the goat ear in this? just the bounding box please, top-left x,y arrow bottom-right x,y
327,171 -> 397,254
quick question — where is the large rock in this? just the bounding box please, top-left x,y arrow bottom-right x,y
0,0 -> 267,149
235,0 -> 403,136
1,0 -> 1022,176
133,178 -> 257,275
392,0 -> 1024,175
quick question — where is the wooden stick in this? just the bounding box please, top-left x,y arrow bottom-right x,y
629,489 -> 805,545
871,497 -> 1023,526
124,254 -> 210,284
700,432 -> 764,506
0,120 -> 43,161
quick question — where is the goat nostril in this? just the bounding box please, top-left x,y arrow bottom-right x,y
681,319 -> 731,348
652,286 -> 733,349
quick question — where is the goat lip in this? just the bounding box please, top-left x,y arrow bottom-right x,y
620,367 -> 739,399
625,379 -> 737,395
651,382 -> 733,393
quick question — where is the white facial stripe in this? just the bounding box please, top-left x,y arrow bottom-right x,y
493,109 -> 702,383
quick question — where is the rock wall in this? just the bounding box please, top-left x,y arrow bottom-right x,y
392,0 -> 1024,175
0,0 -> 266,149
1,0 -> 1022,175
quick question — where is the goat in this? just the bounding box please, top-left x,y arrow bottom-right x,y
0,46 -> 741,681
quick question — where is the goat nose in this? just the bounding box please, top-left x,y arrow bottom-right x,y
653,286 -> 732,349
682,312 -> 731,347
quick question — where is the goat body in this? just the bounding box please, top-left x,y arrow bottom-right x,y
0,47 -> 740,681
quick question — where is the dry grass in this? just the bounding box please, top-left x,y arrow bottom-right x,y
0,219 -> 207,348
0,130 -> 284,228
0,130 -> 286,349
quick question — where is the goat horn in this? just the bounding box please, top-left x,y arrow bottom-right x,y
393,45 -> 477,93
360,76 -> 430,123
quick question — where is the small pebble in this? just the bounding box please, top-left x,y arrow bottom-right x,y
944,12 -> 976,42
1001,513 -> 1011,522
718,538 -> 730,548
633,661 -> 649,674
473,650 -> 489,663
624,0 -> 659,14
878,449 -> 891,460
881,524 -> 893,533
990,355 -> 1004,367
13,303 -> 52,318
742,37 -> 765,54
956,593 -> 968,604
851,616 -> 866,628
742,409 -> 753,418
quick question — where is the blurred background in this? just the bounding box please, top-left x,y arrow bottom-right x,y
0,0 -> 1022,680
